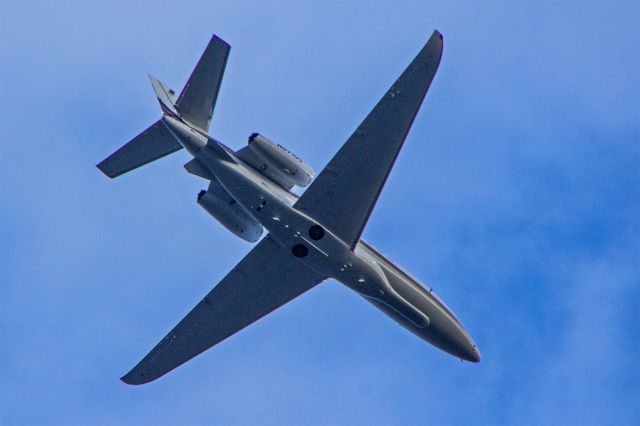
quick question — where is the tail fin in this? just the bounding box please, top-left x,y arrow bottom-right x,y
96,34 -> 230,178
175,35 -> 230,133
149,75 -> 179,117
97,120 -> 182,178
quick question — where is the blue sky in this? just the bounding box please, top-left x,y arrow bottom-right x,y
1,2 -> 638,425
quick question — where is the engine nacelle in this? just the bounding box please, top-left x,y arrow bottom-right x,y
237,133 -> 314,189
197,180 -> 263,243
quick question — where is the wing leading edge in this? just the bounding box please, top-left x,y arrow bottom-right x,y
121,235 -> 325,385
294,31 -> 443,248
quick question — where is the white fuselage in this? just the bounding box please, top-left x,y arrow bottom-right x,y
163,115 -> 480,362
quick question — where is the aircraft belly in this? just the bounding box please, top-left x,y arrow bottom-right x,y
354,243 -> 480,361
194,148 -> 479,361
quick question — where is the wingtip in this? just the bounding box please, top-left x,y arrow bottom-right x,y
96,161 -> 116,178
120,371 -> 149,386
120,363 -> 167,385
210,34 -> 231,48
430,30 -> 444,58
120,376 -> 136,386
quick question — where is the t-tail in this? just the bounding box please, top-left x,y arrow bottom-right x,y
97,35 -> 230,178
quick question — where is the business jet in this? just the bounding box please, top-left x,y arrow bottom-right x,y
98,30 -> 480,385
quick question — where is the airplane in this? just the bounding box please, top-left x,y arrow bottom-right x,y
98,30 -> 480,385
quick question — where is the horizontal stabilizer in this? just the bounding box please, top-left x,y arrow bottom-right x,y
97,120 -> 183,178
175,35 -> 230,133
184,157 -> 215,180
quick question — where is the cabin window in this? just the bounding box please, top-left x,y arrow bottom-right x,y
308,225 -> 325,240
291,244 -> 309,258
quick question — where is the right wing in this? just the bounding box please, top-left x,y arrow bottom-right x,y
294,31 -> 443,248
121,235 -> 325,385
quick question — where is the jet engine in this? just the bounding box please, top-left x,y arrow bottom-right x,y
197,180 -> 263,243
236,133 -> 314,189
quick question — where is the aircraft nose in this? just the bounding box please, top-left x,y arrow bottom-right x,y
455,329 -> 481,362
462,344 -> 481,363
433,316 -> 481,363
413,289 -> 481,363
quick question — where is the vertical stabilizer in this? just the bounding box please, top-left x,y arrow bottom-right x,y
149,75 -> 179,117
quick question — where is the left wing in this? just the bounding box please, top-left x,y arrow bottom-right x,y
121,235 -> 325,385
294,31 -> 443,248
